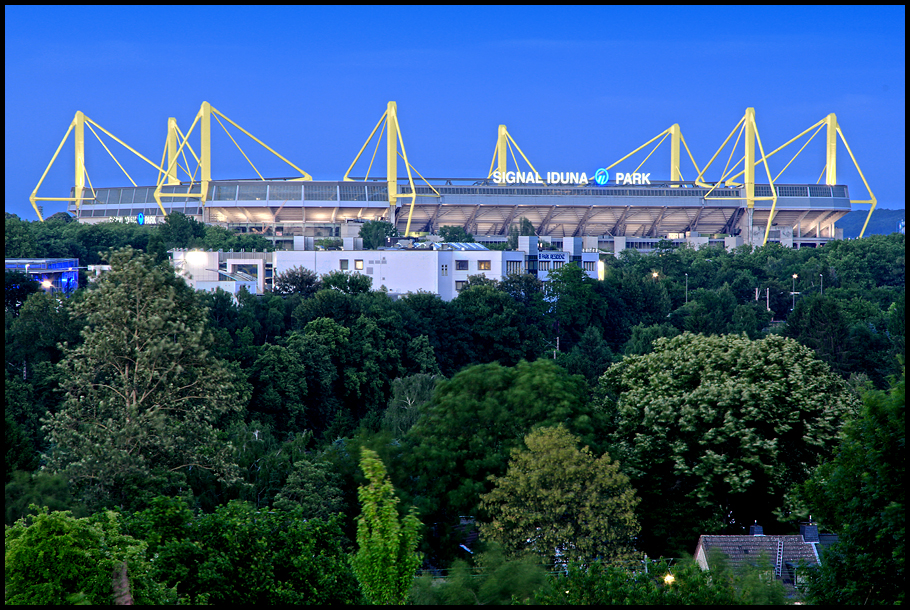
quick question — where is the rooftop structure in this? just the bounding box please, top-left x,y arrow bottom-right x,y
5,258 -> 80,293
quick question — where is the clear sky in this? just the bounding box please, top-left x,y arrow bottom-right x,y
5,5 -> 905,220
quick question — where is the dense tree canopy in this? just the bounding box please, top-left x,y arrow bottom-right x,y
597,332 -> 860,557
4,211 -> 903,603
403,359 -> 601,564
798,369 -> 905,604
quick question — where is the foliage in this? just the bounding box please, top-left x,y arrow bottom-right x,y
409,543 -> 549,604
622,322 -> 681,355
5,416 -> 38,482
352,448 -> 422,605
480,425 -> 639,566
438,225 -> 475,243
5,212 -> 38,258
5,270 -> 40,316
798,367 -> 904,605
5,471 -> 90,525
124,496 -> 363,604
359,219 -> 399,249
597,332 -> 860,557
404,359 -> 601,565
535,558 -> 742,605
382,373 -> 440,437
506,217 -> 535,250
453,283 -> 543,365
5,505 -> 174,604
272,453 -> 346,517
322,269 -> 373,294
43,247 -> 247,511
555,325 -> 615,387
271,265 -> 321,297
704,547 -> 787,605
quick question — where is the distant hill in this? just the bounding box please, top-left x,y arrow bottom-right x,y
836,208 -> 905,239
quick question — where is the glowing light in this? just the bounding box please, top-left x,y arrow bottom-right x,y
664,573 -> 675,585
41,280 -> 53,289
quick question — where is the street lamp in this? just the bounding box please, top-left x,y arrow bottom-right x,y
820,273 -> 823,296
685,273 -> 688,303
652,271 -> 659,281
792,274 -> 798,310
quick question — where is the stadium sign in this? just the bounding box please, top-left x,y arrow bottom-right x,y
492,169 -> 652,186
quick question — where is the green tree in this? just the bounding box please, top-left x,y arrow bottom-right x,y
5,506 -> 174,604
246,342 -> 310,435
453,283 -> 543,365
359,220 -> 399,249
43,247 -> 247,511
784,294 -> 851,375
597,333 -> 860,558
5,212 -> 38,258
438,225 -> 475,243
124,497 -> 362,604
798,368 -> 904,604
479,425 -> 639,566
555,324 -> 615,387
5,270 -> 40,316
507,216 -> 535,250
272,455 -> 346,517
622,322 -> 681,356
535,557 -> 742,605
409,543 -> 549,604
352,448 -> 422,605
404,359 -> 601,564
382,373 -> 439,437
322,269 -> 373,294
271,265 -> 322,297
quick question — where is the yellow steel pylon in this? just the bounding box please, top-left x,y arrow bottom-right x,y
344,101 -> 439,237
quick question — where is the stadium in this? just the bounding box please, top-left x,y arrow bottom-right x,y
31,102 -> 876,254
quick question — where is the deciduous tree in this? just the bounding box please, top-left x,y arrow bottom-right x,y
798,368 -> 905,604
597,332 -> 860,557
352,448 -> 422,605
480,425 -> 639,566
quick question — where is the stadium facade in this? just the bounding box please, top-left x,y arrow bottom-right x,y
31,102 -> 873,255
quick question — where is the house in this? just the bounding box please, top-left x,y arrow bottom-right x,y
694,521 -> 836,587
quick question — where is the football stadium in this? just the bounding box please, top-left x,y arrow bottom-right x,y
31,101 -> 877,254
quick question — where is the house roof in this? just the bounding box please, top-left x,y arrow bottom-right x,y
696,534 -> 820,571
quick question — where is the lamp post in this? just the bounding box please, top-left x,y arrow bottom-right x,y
820,273 -> 823,296
652,271 -> 658,282
791,274 -> 798,310
685,273 -> 688,303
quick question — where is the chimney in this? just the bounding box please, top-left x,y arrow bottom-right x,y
800,516 -> 819,542
749,520 -> 764,536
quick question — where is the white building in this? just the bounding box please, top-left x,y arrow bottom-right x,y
169,239 -> 599,301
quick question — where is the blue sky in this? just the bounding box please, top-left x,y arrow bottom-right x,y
5,5 -> 905,220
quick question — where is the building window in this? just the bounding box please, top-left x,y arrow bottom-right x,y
553,261 -> 564,270
455,280 -> 467,291
478,260 -> 491,271
355,259 -> 364,270
584,261 -> 596,272
441,264 -> 448,276
539,261 -> 550,271
506,260 -> 522,274
456,260 -> 469,270
340,259 -> 349,270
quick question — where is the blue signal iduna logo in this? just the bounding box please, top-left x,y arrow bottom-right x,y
593,168 -> 609,185
137,212 -> 145,225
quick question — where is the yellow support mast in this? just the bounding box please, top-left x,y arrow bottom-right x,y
344,101 -> 437,236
